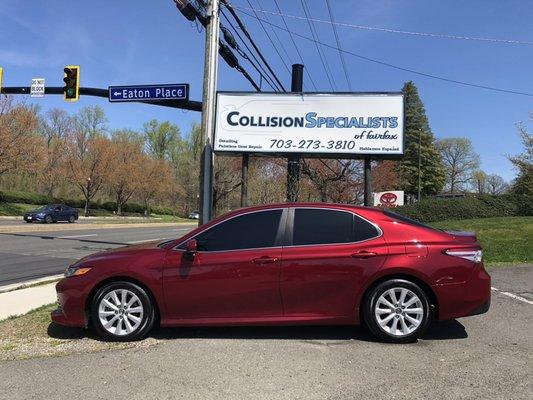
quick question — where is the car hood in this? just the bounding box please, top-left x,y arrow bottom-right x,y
75,240 -> 164,264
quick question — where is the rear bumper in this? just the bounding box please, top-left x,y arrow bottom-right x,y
432,263 -> 491,320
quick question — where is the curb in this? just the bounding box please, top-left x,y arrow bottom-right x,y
0,274 -> 63,294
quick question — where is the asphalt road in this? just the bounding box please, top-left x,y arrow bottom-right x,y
0,224 -> 195,285
0,265 -> 531,399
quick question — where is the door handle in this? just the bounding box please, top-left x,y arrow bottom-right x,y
252,256 -> 279,265
351,251 -> 378,259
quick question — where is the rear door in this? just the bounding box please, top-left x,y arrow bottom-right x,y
163,209 -> 287,320
280,207 -> 388,318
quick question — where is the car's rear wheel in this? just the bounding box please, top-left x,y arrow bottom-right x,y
44,215 -> 53,224
91,281 -> 155,341
364,279 -> 431,343
26,220 -> 32,223
68,215 -> 75,223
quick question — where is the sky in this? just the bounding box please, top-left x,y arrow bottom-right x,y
1,0 -> 532,182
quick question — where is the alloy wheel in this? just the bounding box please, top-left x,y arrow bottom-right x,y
98,289 -> 144,336
374,287 -> 424,337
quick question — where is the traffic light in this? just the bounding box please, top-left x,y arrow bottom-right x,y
63,66 -> 80,101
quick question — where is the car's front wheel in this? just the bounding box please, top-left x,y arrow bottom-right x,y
91,281 -> 155,341
44,215 -> 53,224
364,279 -> 431,343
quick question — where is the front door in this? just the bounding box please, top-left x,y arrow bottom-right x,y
163,209 -> 286,320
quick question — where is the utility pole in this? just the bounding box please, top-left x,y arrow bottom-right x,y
417,128 -> 422,202
240,153 -> 249,207
287,64 -> 304,202
198,0 -> 220,225
363,156 -> 372,206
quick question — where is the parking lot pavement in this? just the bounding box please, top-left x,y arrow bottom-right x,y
0,265 -> 531,400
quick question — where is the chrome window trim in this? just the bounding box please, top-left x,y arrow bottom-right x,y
172,208 -> 287,253
171,206 -> 383,253
285,206 -> 383,248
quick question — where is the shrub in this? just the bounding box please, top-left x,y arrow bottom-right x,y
394,194 -> 520,223
0,190 -> 51,205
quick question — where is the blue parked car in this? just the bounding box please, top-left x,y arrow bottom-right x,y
23,204 -> 79,224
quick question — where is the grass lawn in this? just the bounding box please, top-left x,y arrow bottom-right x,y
0,304 -> 157,361
431,216 -> 532,265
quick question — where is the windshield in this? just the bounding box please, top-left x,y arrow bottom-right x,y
36,205 -> 54,212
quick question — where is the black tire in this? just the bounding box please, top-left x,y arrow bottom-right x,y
91,281 -> 155,341
26,220 -> 32,223
68,215 -> 75,223
363,279 -> 431,343
44,215 -> 53,224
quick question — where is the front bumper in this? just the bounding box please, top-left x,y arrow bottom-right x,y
432,262 -> 491,320
50,278 -> 89,328
24,215 -> 45,222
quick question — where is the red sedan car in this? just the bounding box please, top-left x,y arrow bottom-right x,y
52,203 -> 491,343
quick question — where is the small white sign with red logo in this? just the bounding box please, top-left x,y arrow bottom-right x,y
373,191 -> 404,207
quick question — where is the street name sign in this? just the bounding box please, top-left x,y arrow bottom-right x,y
214,92 -> 404,157
30,78 -> 45,97
108,84 -> 189,102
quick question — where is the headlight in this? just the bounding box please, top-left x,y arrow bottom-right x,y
65,265 -> 92,277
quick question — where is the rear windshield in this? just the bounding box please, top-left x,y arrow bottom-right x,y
383,210 -> 440,231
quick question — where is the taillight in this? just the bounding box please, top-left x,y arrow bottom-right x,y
444,249 -> 483,263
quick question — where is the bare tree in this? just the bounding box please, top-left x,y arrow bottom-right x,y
39,109 -> 72,197
107,130 -> 145,215
437,138 -> 480,193
65,107 -> 111,216
0,96 -> 43,177
486,174 -> 508,195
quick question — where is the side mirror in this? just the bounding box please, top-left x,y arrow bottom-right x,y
184,239 -> 198,261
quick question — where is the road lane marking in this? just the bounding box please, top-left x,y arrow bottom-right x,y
127,238 -> 165,244
58,234 -> 98,239
491,287 -> 533,305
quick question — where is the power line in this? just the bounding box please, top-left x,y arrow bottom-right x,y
324,0 -> 352,91
233,5 -> 533,46
221,10 -> 282,91
237,8 -> 533,97
300,0 -> 336,91
272,0 -> 318,91
236,0 -> 291,77
222,0 -> 287,91
253,0 -> 294,67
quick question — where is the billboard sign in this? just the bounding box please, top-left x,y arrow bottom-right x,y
373,190 -> 404,207
214,92 -> 404,156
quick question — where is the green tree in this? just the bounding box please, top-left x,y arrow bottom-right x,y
436,137 -> 480,193
398,81 -> 445,197
143,119 -> 181,160
508,121 -> 533,214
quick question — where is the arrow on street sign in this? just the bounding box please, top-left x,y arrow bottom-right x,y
108,84 -> 189,102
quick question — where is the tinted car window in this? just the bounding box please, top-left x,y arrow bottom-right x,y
195,210 -> 283,251
293,209 -> 379,245
353,215 -> 380,242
